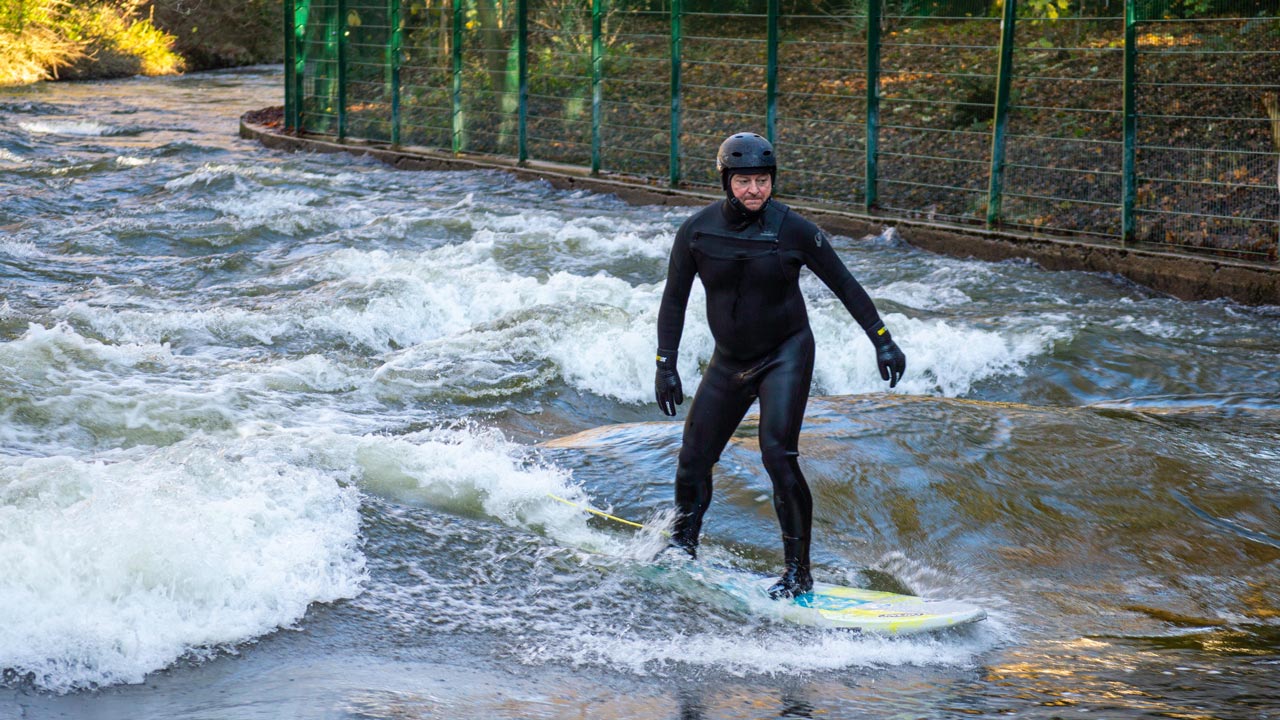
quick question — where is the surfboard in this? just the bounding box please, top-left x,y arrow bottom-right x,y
545,494 -> 986,635
693,564 -> 987,635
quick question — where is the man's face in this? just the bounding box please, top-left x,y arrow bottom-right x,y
730,172 -> 772,211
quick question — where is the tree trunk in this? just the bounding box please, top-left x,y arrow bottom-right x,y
474,0 -> 517,150
1263,93 -> 1280,194
474,0 -> 511,95
439,0 -> 449,70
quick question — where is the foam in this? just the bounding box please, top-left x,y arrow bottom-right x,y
162,161 -> 379,192
530,619 -> 989,677
808,308 -> 1068,398
113,156 -> 153,168
1109,314 -> 1183,338
53,299 -> 296,351
0,323 -> 273,450
315,425 -> 618,553
48,214 -> 1056,406
0,323 -> 176,381
18,120 -> 121,137
0,439 -> 365,693
0,237 -> 40,257
207,187 -> 330,235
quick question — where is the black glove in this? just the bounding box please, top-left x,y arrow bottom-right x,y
654,348 -> 684,416
867,322 -> 906,388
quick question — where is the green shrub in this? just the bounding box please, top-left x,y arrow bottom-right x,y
59,1 -> 184,79
0,24 -> 83,84
0,0 -> 183,85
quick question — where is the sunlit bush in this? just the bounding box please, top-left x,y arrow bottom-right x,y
0,0 -> 182,85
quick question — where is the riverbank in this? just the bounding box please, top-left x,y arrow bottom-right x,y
242,106 -> 1280,306
0,0 -> 280,86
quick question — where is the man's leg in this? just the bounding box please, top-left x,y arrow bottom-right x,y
670,359 -> 755,556
756,331 -> 816,597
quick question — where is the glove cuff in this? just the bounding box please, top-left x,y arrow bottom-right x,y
656,348 -> 678,367
865,321 -> 892,347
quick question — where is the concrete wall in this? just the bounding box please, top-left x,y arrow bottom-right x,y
241,113 -> 1280,307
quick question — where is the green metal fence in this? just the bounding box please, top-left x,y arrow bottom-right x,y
283,0 -> 1280,262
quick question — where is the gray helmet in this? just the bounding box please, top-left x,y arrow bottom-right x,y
717,132 -> 775,173
716,132 -> 776,190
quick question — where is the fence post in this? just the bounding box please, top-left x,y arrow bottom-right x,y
317,2 -> 336,132
517,0 -> 529,163
284,0 -> 295,131
337,0 -> 348,140
669,0 -> 683,187
452,0 -> 464,154
591,0 -> 604,174
1122,0 -> 1137,245
292,0 -> 309,132
986,0 -> 1017,228
864,0 -> 881,211
388,0 -> 402,146
766,0 -> 779,143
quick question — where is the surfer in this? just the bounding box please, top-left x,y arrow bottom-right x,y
654,132 -> 906,599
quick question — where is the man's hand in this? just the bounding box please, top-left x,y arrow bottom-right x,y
654,349 -> 684,416
867,323 -> 906,388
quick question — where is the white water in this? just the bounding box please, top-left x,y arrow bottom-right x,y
0,440 -> 365,692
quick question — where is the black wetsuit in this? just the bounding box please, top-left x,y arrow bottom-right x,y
657,197 -> 883,551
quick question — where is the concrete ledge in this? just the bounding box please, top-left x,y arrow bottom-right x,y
241,114 -> 1280,306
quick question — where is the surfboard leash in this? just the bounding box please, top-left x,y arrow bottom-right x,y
546,493 -> 669,536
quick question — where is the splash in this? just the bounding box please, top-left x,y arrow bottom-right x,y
0,439 -> 365,693
18,120 -> 122,137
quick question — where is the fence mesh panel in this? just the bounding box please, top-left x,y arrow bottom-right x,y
1133,12 -> 1279,260
1001,6 -> 1124,239
599,4 -> 670,178
287,0 -> 1280,263
346,0 -> 395,143
400,2 -> 453,150
777,1 -> 868,207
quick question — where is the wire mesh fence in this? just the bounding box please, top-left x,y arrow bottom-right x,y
283,0 -> 1280,262
1132,7 -> 1279,259
1000,4 -> 1124,239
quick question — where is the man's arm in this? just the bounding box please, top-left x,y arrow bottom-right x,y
798,219 -> 906,388
797,220 -> 881,332
655,223 -> 697,415
657,224 -> 697,353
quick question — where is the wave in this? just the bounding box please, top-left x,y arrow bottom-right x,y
0,437 -> 365,693
18,120 -> 126,137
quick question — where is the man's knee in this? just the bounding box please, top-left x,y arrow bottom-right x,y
677,444 -> 718,478
760,442 -> 800,479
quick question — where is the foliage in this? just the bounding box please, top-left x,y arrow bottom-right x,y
0,23 -> 83,84
1025,0 -> 1070,20
146,0 -> 283,70
1133,0 -> 1277,19
0,0 -> 183,85
59,1 -> 185,79
529,0 -> 632,94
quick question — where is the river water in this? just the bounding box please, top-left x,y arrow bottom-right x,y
1,67 -> 1279,719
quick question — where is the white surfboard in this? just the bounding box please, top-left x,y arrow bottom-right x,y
698,565 -> 987,635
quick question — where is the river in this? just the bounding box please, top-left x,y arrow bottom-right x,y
1,67 -> 1278,719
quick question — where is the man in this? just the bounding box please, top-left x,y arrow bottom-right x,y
654,132 -> 906,599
